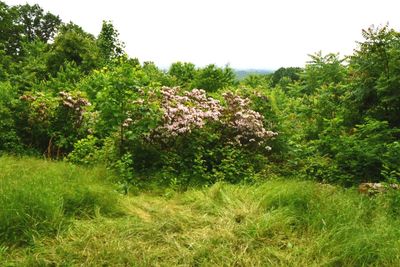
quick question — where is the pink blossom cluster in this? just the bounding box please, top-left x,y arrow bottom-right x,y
153,87 -> 222,138
149,87 -> 277,149
122,117 -> 133,127
20,93 -> 49,122
59,91 -> 91,125
59,91 -> 91,110
222,92 -> 277,147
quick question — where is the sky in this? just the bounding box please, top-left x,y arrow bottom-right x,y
6,0 -> 400,70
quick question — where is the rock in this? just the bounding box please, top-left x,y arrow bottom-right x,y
358,182 -> 399,195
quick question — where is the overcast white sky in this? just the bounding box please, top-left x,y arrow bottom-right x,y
6,0 -> 400,69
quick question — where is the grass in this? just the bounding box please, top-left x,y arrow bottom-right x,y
2,156 -> 400,266
0,156 -> 123,246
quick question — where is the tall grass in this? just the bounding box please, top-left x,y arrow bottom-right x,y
3,177 -> 400,266
0,156 -> 123,246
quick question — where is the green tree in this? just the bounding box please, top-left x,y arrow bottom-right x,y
0,1 -> 20,57
168,62 -> 197,88
89,61 -> 151,154
15,3 -> 61,43
301,52 -> 346,93
142,61 -> 173,87
270,67 -> 302,88
193,64 -> 236,92
0,49 -> 12,81
97,20 -> 125,64
241,74 -> 271,88
349,25 -> 400,126
0,2 -> 61,57
9,40 -> 50,92
47,23 -> 100,75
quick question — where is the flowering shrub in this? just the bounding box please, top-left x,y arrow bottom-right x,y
152,87 -> 221,139
221,91 -> 277,148
66,86 -> 277,186
151,87 -> 277,149
18,91 -> 92,157
117,87 -> 277,186
58,91 -> 91,127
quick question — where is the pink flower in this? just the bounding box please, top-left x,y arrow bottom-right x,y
150,87 -> 277,149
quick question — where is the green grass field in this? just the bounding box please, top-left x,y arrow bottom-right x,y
1,156 -> 400,266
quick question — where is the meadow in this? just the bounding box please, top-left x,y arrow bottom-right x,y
2,156 -> 400,266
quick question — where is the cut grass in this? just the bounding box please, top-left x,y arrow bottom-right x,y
2,156 -> 400,266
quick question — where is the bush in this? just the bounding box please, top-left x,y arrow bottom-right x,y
108,87 -> 278,187
15,90 -> 92,157
67,135 -> 100,165
0,82 -> 22,153
381,141 -> 400,183
307,118 -> 400,185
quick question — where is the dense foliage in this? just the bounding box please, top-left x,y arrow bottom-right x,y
1,1 -> 399,188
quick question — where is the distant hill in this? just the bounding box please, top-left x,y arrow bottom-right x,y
234,69 -> 274,80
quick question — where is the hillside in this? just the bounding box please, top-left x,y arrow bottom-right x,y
234,69 -> 273,80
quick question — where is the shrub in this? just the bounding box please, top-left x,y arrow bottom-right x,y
119,87 -> 277,186
16,90 -> 92,157
309,118 -> 400,185
0,82 -> 22,153
67,135 -> 100,165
